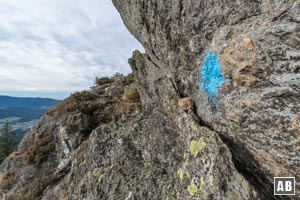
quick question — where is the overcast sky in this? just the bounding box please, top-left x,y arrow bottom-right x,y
0,0 -> 143,99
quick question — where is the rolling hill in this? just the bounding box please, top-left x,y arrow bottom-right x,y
0,95 -> 60,142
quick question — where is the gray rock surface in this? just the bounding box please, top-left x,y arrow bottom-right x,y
113,0 -> 300,199
0,0 -> 299,199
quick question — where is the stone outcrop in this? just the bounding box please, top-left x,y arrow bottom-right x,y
0,0 -> 299,199
113,0 -> 300,199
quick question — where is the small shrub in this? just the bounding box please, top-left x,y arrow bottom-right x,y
56,91 -> 97,115
116,74 -> 134,86
71,91 -> 97,114
72,91 -> 96,104
0,170 -> 16,190
122,87 -> 140,102
5,176 -> 52,200
112,72 -> 123,78
25,129 -> 55,167
95,77 -> 113,86
137,103 -> 143,112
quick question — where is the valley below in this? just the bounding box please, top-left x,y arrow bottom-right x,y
0,96 -> 60,143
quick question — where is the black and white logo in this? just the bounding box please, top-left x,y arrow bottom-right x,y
274,177 -> 295,195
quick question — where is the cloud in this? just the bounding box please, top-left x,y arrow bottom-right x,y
0,0 -> 143,98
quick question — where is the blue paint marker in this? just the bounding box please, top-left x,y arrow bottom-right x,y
200,52 -> 224,105
61,143 -> 68,151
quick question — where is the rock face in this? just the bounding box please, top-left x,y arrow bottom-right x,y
0,0 -> 299,199
114,0 -> 300,199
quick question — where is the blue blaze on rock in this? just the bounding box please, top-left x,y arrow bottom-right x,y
61,143 -> 68,151
200,52 -> 224,105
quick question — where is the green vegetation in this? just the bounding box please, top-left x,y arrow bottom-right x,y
112,72 -> 123,78
94,77 -> 113,86
72,91 -> 96,104
55,90 -> 98,115
0,121 -> 17,163
0,96 -> 59,156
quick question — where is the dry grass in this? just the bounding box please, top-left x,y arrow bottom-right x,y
0,170 -> 16,191
25,129 -> 55,167
6,152 -> 17,160
95,77 -> 113,86
55,90 -> 97,115
5,176 -> 52,200
122,87 -> 140,102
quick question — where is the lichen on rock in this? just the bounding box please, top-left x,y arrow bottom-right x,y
0,0 -> 299,199
177,168 -> 184,182
190,137 -> 206,158
187,181 -> 198,196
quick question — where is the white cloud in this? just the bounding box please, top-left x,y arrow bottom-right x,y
0,0 -> 143,98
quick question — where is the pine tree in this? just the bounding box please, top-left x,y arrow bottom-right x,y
0,121 -> 16,163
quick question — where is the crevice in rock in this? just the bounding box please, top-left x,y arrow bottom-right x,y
217,133 -> 282,200
171,79 -> 180,97
178,0 -> 183,19
272,9 -> 290,21
146,54 -> 160,69
191,107 -> 290,200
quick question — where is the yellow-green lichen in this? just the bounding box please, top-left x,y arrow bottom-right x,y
186,171 -> 191,179
79,158 -> 86,167
183,153 -> 190,166
191,123 -> 198,131
184,159 -> 189,166
183,152 -> 187,159
200,177 -> 205,186
177,168 -> 184,182
92,168 -> 105,183
188,182 -> 198,196
190,137 -> 206,157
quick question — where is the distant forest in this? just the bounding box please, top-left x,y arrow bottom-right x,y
0,96 -> 60,160
0,96 -> 60,122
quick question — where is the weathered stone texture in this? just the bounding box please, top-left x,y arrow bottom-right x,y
0,0 -> 299,200
113,0 -> 300,199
